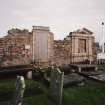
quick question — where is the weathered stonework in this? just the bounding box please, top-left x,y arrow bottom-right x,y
12,76 -> 25,105
0,28 -> 32,66
32,26 -> 54,67
53,40 -> 71,66
49,67 -> 64,105
0,27 -> 96,67
53,28 -> 96,66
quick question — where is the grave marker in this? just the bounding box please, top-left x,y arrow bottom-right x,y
12,76 -> 25,105
49,66 -> 64,105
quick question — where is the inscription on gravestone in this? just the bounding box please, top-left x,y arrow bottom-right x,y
49,66 -> 64,105
12,76 -> 25,105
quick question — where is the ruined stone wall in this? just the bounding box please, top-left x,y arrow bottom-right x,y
0,27 -> 96,67
53,40 -> 72,66
53,29 -> 96,66
0,29 -> 33,66
0,27 -> 54,67
64,31 -> 96,64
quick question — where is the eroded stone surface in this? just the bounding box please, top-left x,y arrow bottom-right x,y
0,27 -> 96,67
12,76 -> 25,105
64,73 -> 85,86
49,67 -> 64,105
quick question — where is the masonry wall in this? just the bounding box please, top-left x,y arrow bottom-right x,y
53,32 -> 96,66
70,33 -> 95,63
0,29 -> 33,66
53,40 -> 72,66
0,27 -> 96,67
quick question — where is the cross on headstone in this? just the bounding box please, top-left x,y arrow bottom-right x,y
11,76 -> 25,105
49,66 -> 64,105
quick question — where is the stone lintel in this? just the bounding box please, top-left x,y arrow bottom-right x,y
33,26 -> 49,31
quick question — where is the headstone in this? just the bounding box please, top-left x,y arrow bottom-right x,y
12,76 -> 25,105
26,71 -> 32,79
49,66 -> 64,105
64,73 -> 85,86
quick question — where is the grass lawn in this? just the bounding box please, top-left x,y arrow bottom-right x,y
98,64 -> 105,70
0,78 -> 105,105
0,79 -> 55,105
63,80 -> 105,105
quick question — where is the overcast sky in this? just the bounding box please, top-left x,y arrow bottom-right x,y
0,0 -> 105,42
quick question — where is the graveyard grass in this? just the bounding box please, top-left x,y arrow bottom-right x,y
0,79 -> 105,105
0,65 -> 105,105
98,65 -> 105,70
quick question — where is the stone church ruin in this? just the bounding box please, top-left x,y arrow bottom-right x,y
0,26 -> 96,67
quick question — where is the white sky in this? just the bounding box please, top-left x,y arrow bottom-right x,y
0,0 -> 105,42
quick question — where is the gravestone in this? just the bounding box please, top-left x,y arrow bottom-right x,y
26,71 -> 32,79
49,66 -> 64,105
12,76 -> 25,105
